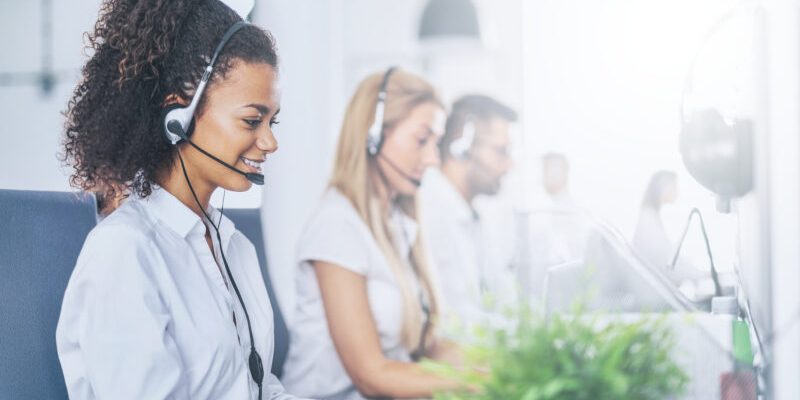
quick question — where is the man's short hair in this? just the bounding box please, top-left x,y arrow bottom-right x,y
440,94 -> 518,161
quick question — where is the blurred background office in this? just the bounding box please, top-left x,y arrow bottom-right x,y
2,0 -> 799,398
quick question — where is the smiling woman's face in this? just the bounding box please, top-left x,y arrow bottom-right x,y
182,61 -> 281,192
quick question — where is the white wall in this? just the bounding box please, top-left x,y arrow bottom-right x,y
0,0 -> 102,191
757,1 -> 800,397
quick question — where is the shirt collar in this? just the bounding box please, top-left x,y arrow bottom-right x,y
207,205 -> 237,247
144,188 -> 237,245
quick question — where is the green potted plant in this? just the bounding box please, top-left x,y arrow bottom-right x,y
428,306 -> 689,400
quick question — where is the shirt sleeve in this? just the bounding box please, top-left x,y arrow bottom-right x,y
59,227 -> 190,400
296,203 -> 369,276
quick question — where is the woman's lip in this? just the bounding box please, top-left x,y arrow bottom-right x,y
243,164 -> 260,173
240,157 -> 263,173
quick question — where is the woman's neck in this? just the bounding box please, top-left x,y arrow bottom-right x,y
159,152 -> 216,220
370,163 -> 398,212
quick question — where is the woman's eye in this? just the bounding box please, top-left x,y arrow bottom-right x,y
270,118 -> 280,127
244,119 -> 262,128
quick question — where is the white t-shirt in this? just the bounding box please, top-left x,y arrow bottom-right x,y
56,188 -> 301,400
282,188 -> 422,400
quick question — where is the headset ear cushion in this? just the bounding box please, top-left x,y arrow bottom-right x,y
161,104 -> 196,144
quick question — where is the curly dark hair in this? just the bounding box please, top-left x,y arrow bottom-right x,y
62,0 -> 278,201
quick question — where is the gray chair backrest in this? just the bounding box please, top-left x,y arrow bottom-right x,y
224,208 -> 289,379
0,189 -> 97,399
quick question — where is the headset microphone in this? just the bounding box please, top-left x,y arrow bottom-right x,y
166,120 -> 265,185
379,153 -> 422,187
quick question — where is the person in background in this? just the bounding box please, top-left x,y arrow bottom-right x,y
281,68 -> 462,399
56,0 -> 302,398
630,169 -> 710,290
632,170 -> 679,269
524,152 -> 589,301
541,152 -> 576,210
419,94 -> 518,327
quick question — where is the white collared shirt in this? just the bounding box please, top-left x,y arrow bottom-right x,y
419,168 -> 517,329
281,188 -> 422,400
56,188 -> 301,400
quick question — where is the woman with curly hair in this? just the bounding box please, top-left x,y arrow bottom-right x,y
56,0 -> 303,398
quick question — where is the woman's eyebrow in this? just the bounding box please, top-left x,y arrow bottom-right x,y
242,103 -> 271,114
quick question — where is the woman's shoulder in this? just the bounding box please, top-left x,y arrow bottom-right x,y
91,198 -> 155,242
77,200 -> 160,273
307,188 -> 364,228
295,189 -> 376,276
64,200 -> 171,318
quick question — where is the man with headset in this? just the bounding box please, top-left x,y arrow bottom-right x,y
420,94 -> 518,329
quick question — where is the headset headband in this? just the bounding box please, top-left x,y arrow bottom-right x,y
164,21 -> 249,144
366,66 -> 398,156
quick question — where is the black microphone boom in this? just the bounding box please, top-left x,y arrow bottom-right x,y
167,121 -> 264,185
670,208 -> 723,296
379,153 -> 421,187
185,139 -> 265,185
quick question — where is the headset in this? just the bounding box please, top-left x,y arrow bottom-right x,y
366,66 -> 424,188
366,67 -> 396,157
448,117 -> 476,159
163,21 -> 265,399
447,113 -> 515,189
162,21 -> 264,186
449,116 -> 501,181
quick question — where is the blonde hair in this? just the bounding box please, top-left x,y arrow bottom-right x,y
329,69 -> 442,352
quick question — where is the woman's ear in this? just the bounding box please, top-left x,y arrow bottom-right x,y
162,93 -> 190,107
161,93 -> 194,143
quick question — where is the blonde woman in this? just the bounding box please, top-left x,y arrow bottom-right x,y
282,68 -> 461,399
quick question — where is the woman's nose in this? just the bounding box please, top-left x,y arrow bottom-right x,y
257,126 -> 278,154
